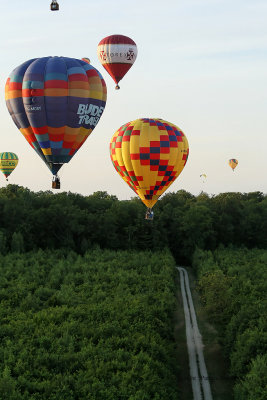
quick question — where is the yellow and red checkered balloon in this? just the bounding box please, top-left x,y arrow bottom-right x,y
110,118 -> 189,208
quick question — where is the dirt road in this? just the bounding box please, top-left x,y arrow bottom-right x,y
177,267 -> 213,400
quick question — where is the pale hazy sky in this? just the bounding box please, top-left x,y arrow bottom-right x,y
0,0 -> 266,198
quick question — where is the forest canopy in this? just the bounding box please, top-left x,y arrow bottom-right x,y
193,247 -> 267,400
0,249 -> 179,400
0,185 -> 266,263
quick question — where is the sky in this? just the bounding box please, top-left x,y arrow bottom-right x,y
0,0 -> 266,199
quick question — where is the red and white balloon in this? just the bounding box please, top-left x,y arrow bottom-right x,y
97,34 -> 137,89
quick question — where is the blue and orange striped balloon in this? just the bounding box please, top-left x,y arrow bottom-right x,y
5,56 -> 107,179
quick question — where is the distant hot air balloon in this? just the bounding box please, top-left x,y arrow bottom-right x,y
97,34 -> 137,89
200,173 -> 207,183
5,57 -> 107,189
82,58 -> 90,64
229,159 -> 238,171
0,152 -> 19,181
110,118 -> 189,219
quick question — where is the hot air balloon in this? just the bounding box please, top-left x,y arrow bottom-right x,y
229,159 -> 238,171
50,1 -> 59,11
97,34 -> 137,89
0,152 -> 19,181
82,58 -> 91,64
5,57 -> 107,189
110,118 -> 189,219
200,173 -> 207,183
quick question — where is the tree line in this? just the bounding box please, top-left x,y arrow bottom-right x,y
193,247 -> 267,400
0,185 -> 266,263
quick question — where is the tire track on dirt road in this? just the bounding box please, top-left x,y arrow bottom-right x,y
177,267 -> 213,400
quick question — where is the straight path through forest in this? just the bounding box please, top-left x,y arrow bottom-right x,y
177,267 -> 213,400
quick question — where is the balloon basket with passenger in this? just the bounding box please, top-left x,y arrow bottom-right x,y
52,175 -> 60,189
50,1 -> 59,11
145,208 -> 154,221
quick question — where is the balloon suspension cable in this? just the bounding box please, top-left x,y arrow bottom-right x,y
115,85 -> 120,90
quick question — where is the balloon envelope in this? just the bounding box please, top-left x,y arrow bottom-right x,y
82,58 -> 90,64
229,159 -> 238,171
97,34 -> 137,88
110,118 -> 189,208
5,57 -> 107,176
0,152 -> 19,180
200,173 -> 207,182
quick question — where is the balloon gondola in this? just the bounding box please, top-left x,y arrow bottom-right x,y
50,1 -> 59,11
145,208 -> 154,221
5,57 -> 107,189
110,118 -> 189,219
52,175 -> 60,189
97,34 -> 137,89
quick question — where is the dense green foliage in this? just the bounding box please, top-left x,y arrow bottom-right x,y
0,249 -> 179,400
0,185 -> 266,263
193,247 -> 267,400
1,185 -> 266,398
